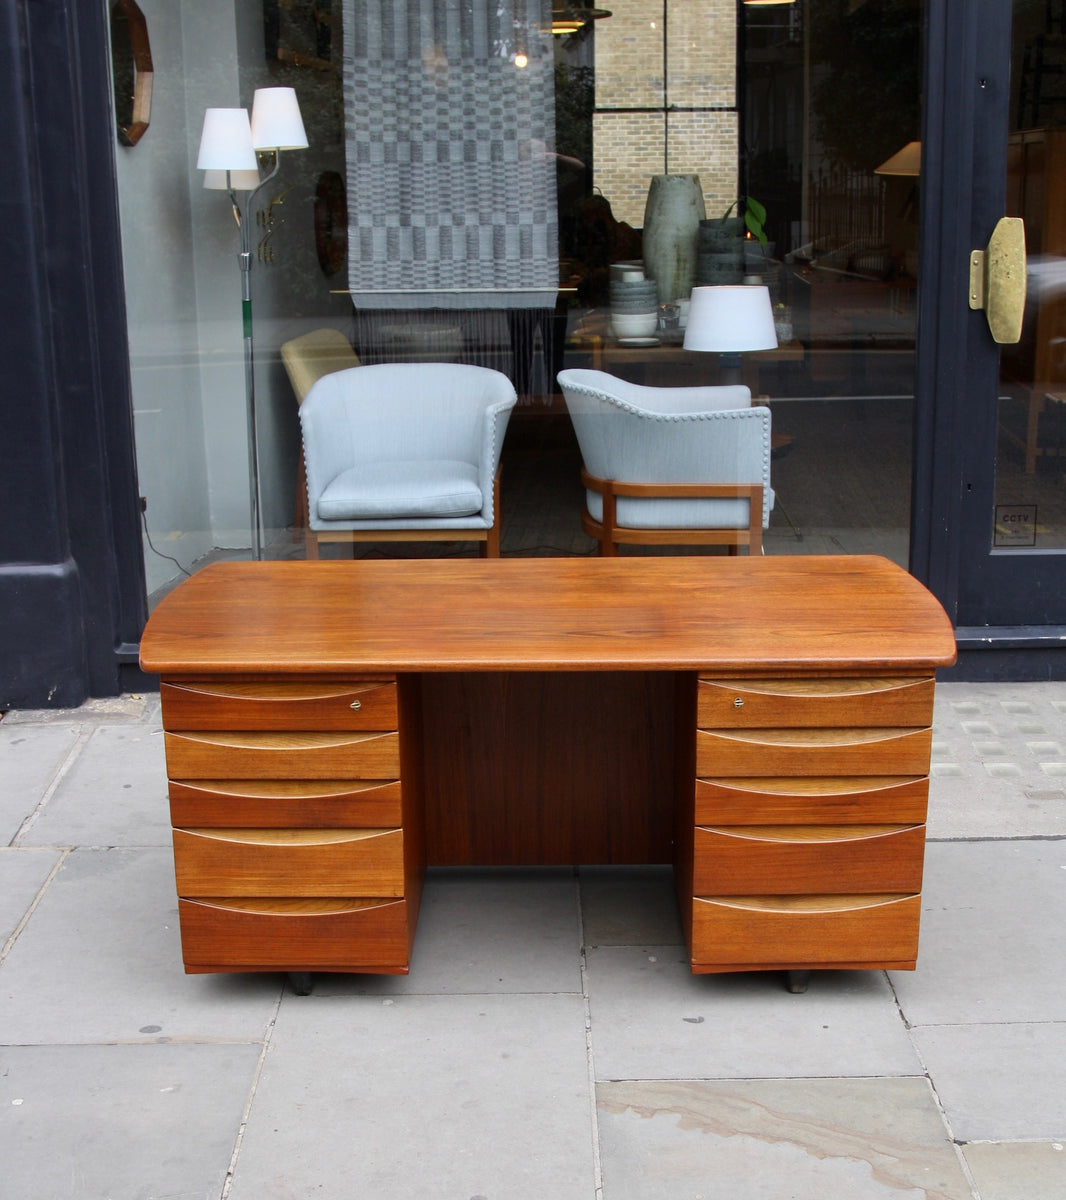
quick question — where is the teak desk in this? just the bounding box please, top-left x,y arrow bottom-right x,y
139,555 -> 956,990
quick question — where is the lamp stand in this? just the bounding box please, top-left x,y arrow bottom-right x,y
718,351 -> 743,386
228,156 -> 280,561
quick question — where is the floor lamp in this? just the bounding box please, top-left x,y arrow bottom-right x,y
196,88 -> 308,560
683,284 -> 777,385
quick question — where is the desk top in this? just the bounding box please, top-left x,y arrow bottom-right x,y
140,556 -> 956,677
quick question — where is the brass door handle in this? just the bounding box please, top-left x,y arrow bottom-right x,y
969,216 -> 1027,344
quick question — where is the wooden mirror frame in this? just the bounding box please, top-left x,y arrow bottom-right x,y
111,0 -> 154,147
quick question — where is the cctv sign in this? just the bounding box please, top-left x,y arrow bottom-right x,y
994,504 -> 1038,547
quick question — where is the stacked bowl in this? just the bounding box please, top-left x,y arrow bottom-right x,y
608,274 -> 659,340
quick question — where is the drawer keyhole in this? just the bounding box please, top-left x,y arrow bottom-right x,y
350,700 -> 362,711
733,697 -> 744,709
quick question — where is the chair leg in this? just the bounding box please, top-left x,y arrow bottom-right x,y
748,484 -> 764,556
600,484 -> 618,556
305,529 -> 320,559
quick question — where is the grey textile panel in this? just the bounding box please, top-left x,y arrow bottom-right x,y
343,0 -> 559,309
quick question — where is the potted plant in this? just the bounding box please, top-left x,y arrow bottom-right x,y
697,196 -> 770,284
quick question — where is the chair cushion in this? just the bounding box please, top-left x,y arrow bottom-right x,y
316,460 -> 483,520
586,488 -> 775,529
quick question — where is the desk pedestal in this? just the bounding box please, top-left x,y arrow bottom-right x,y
157,668 -> 935,978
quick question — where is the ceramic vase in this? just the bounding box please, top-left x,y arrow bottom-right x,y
642,174 -> 706,305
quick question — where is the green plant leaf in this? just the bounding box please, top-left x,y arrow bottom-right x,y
744,196 -> 767,225
744,212 -> 768,245
720,196 -> 768,245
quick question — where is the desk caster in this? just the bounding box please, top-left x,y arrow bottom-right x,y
288,972 -> 314,996
785,970 -> 810,994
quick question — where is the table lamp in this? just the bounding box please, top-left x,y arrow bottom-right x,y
683,284 -> 777,385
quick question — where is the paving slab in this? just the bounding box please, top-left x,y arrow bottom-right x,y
579,865 -> 685,946
22,723 -> 171,848
227,992 -> 595,1200
312,867 -> 584,996
910,1021 -> 1066,1142
585,946 -> 922,1081
0,722 -> 81,844
929,682 -> 1066,839
0,693 -> 158,726
0,1042 -> 260,1200
890,840 -> 1066,1025
960,1141 -> 1066,1200
0,847 -> 280,1043
596,1077 -> 973,1200
0,847 -> 62,945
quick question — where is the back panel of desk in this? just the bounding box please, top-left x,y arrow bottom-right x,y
419,671 -> 679,865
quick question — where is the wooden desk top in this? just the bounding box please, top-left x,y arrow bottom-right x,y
139,556 -> 956,677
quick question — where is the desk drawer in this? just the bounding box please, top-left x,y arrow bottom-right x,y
690,893 -> 921,968
164,730 -> 401,780
692,824 -> 925,894
161,680 -> 397,731
694,776 -> 929,825
698,677 -> 933,729
173,827 -> 404,896
177,897 -> 410,972
696,727 -> 932,777
168,779 -> 403,828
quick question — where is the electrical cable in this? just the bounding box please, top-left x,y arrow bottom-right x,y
141,505 -> 192,579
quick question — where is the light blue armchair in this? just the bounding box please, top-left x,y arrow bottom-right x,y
300,362 -> 517,558
557,368 -> 773,555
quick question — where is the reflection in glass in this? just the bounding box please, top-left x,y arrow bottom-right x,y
995,4 -> 1066,550
117,0 -> 928,601
560,0 -> 922,563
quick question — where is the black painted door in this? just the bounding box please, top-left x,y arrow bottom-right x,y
916,0 -> 1066,632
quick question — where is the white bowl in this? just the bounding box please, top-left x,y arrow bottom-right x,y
610,312 -> 658,338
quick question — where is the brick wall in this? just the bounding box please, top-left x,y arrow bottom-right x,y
593,112 -> 666,226
667,111 -> 739,222
591,0 -> 738,228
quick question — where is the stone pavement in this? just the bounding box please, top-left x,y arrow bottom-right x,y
1,681 -> 1064,1199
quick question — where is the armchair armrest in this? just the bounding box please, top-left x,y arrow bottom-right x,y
581,472 -> 766,554
478,396 -> 516,522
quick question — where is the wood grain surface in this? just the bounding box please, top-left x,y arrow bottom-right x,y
139,556 -> 956,677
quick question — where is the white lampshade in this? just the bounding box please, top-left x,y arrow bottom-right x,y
683,285 -> 778,353
196,108 -> 258,171
202,168 -> 262,191
250,87 -> 308,151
